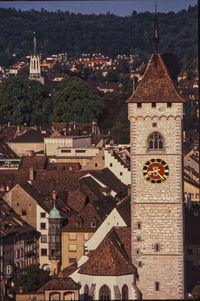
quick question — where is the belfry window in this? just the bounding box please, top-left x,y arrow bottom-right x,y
148,132 -> 163,151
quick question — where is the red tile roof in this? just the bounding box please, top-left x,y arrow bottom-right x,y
78,227 -> 137,276
37,276 -> 80,292
127,53 -> 186,103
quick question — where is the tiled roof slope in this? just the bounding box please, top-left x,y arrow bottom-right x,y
79,228 -> 137,276
127,53 -> 186,103
37,277 -> 80,292
11,129 -> 47,142
0,142 -> 18,158
0,197 -> 37,237
90,168 -> 128,196
114,227 -> 131,259
116,195 -> 131,227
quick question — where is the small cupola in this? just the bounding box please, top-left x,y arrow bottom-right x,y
49,202 -> 62,219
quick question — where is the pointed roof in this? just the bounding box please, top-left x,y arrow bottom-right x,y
78,228 -> 137,276
127,53 -> 186,103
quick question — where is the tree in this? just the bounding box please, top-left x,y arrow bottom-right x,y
13,266 -> 50,293
50,77 -> 104,122
0,76 -> 51,125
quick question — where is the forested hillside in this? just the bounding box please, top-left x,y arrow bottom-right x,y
0,5 -> 197,68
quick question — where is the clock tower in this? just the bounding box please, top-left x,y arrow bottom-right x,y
127,3 -> 185,299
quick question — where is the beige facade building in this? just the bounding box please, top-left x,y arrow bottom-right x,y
127,52 -> 185,299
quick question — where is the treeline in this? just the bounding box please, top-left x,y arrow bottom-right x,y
0,5 -> 197,68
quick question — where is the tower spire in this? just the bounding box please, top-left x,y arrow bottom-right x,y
153,0 -> 159,53
33,32 -> 37,56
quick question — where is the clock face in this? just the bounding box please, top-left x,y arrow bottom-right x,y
143,159 -> 169,184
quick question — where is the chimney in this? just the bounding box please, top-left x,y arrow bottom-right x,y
6,186 -> 9,192
30,167 -> 34,181
92,121 -> 96,134
63,128 -> 66,136
8,121 -> 10,127
73,121 -> 76,130
17,125 -> 20,133
52,190 -> 57,201
183,131 -> 186,142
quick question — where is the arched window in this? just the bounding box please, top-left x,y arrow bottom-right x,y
84,285 -> 89,300
122,284 -> 129,300
148,132 -> 163,151
99,285 -> 111,300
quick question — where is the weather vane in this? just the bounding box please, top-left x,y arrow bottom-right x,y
153,0 -> 159,53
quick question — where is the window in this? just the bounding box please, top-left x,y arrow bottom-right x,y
40,222 -> 46,230
84,233 -> 89,241
21,210 -> 27,216
99,285 -> 111,300
122,285 -> 128,300
155,281 -> 160,291
75,150 -> 86,153
91,221 -> 96,228
187,248 -> 193,255
68,233 -> 77,240
69,244 -> 77,252
152,122 -> 157,127
17,203 -> 19,207
137,103 -> 142,108
95,163 -> 98,167
69,257 -> 76,264
120,172 -> 123,176
137,236 -> 141,242
167,102 -> 172,107
41,235 -> 47,243
136,249 -> 140,254
7,265 -> 12,275
84,285 -> 89,300
20,248 -> 23,257
155,243 -> 160,251
61,149 -> 71,153
110,163 -> 113,167
40,212 -> 46,218
152,103 -> 156,107
137,222 -> 141,229
138,261 -> 142,267
41,248 -> 47,256
148,132 -> 163,151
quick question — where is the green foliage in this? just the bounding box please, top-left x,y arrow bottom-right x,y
183,101 -> 198,131
13,266 -> 50,293
0,5 -> 197,69
50,77 -> 104,122
0,76 -> 51,125
99,91 -> 130,143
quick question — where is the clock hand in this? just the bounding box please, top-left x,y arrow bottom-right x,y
153,169 -> 164,181
148,168 -> 160,175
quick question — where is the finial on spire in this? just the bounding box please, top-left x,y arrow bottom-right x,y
153,0 -> 160,53
33,32 -> 37,56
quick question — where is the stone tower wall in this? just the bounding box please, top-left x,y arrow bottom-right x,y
129,102 -> 185,299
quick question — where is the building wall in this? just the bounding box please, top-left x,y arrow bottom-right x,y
3,185 -> 37,228
36,205 -> 51,269
184,181 -> 200,202
104,149 -> 131,185
16,293 -> 44,301
74,273 -> 137,300
84,209 -> 127,253
129,102 -> 185,299
7,142 -> 44,157
61,232 -> 93,269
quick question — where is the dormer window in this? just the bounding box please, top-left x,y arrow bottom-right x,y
91,221 -> 96,228
76,221 -> 81,228
148,132 -> 163,151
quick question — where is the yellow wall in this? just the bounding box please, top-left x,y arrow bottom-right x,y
61,232 -> 94,269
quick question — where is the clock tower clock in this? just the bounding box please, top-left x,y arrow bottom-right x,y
126,3 -> 185,300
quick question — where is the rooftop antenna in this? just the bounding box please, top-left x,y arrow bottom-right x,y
33,32 -> 37,56
153,0 -> 160,53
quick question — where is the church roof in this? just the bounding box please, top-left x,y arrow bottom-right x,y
127,53 -> 186,103
78,227 -> 137,276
